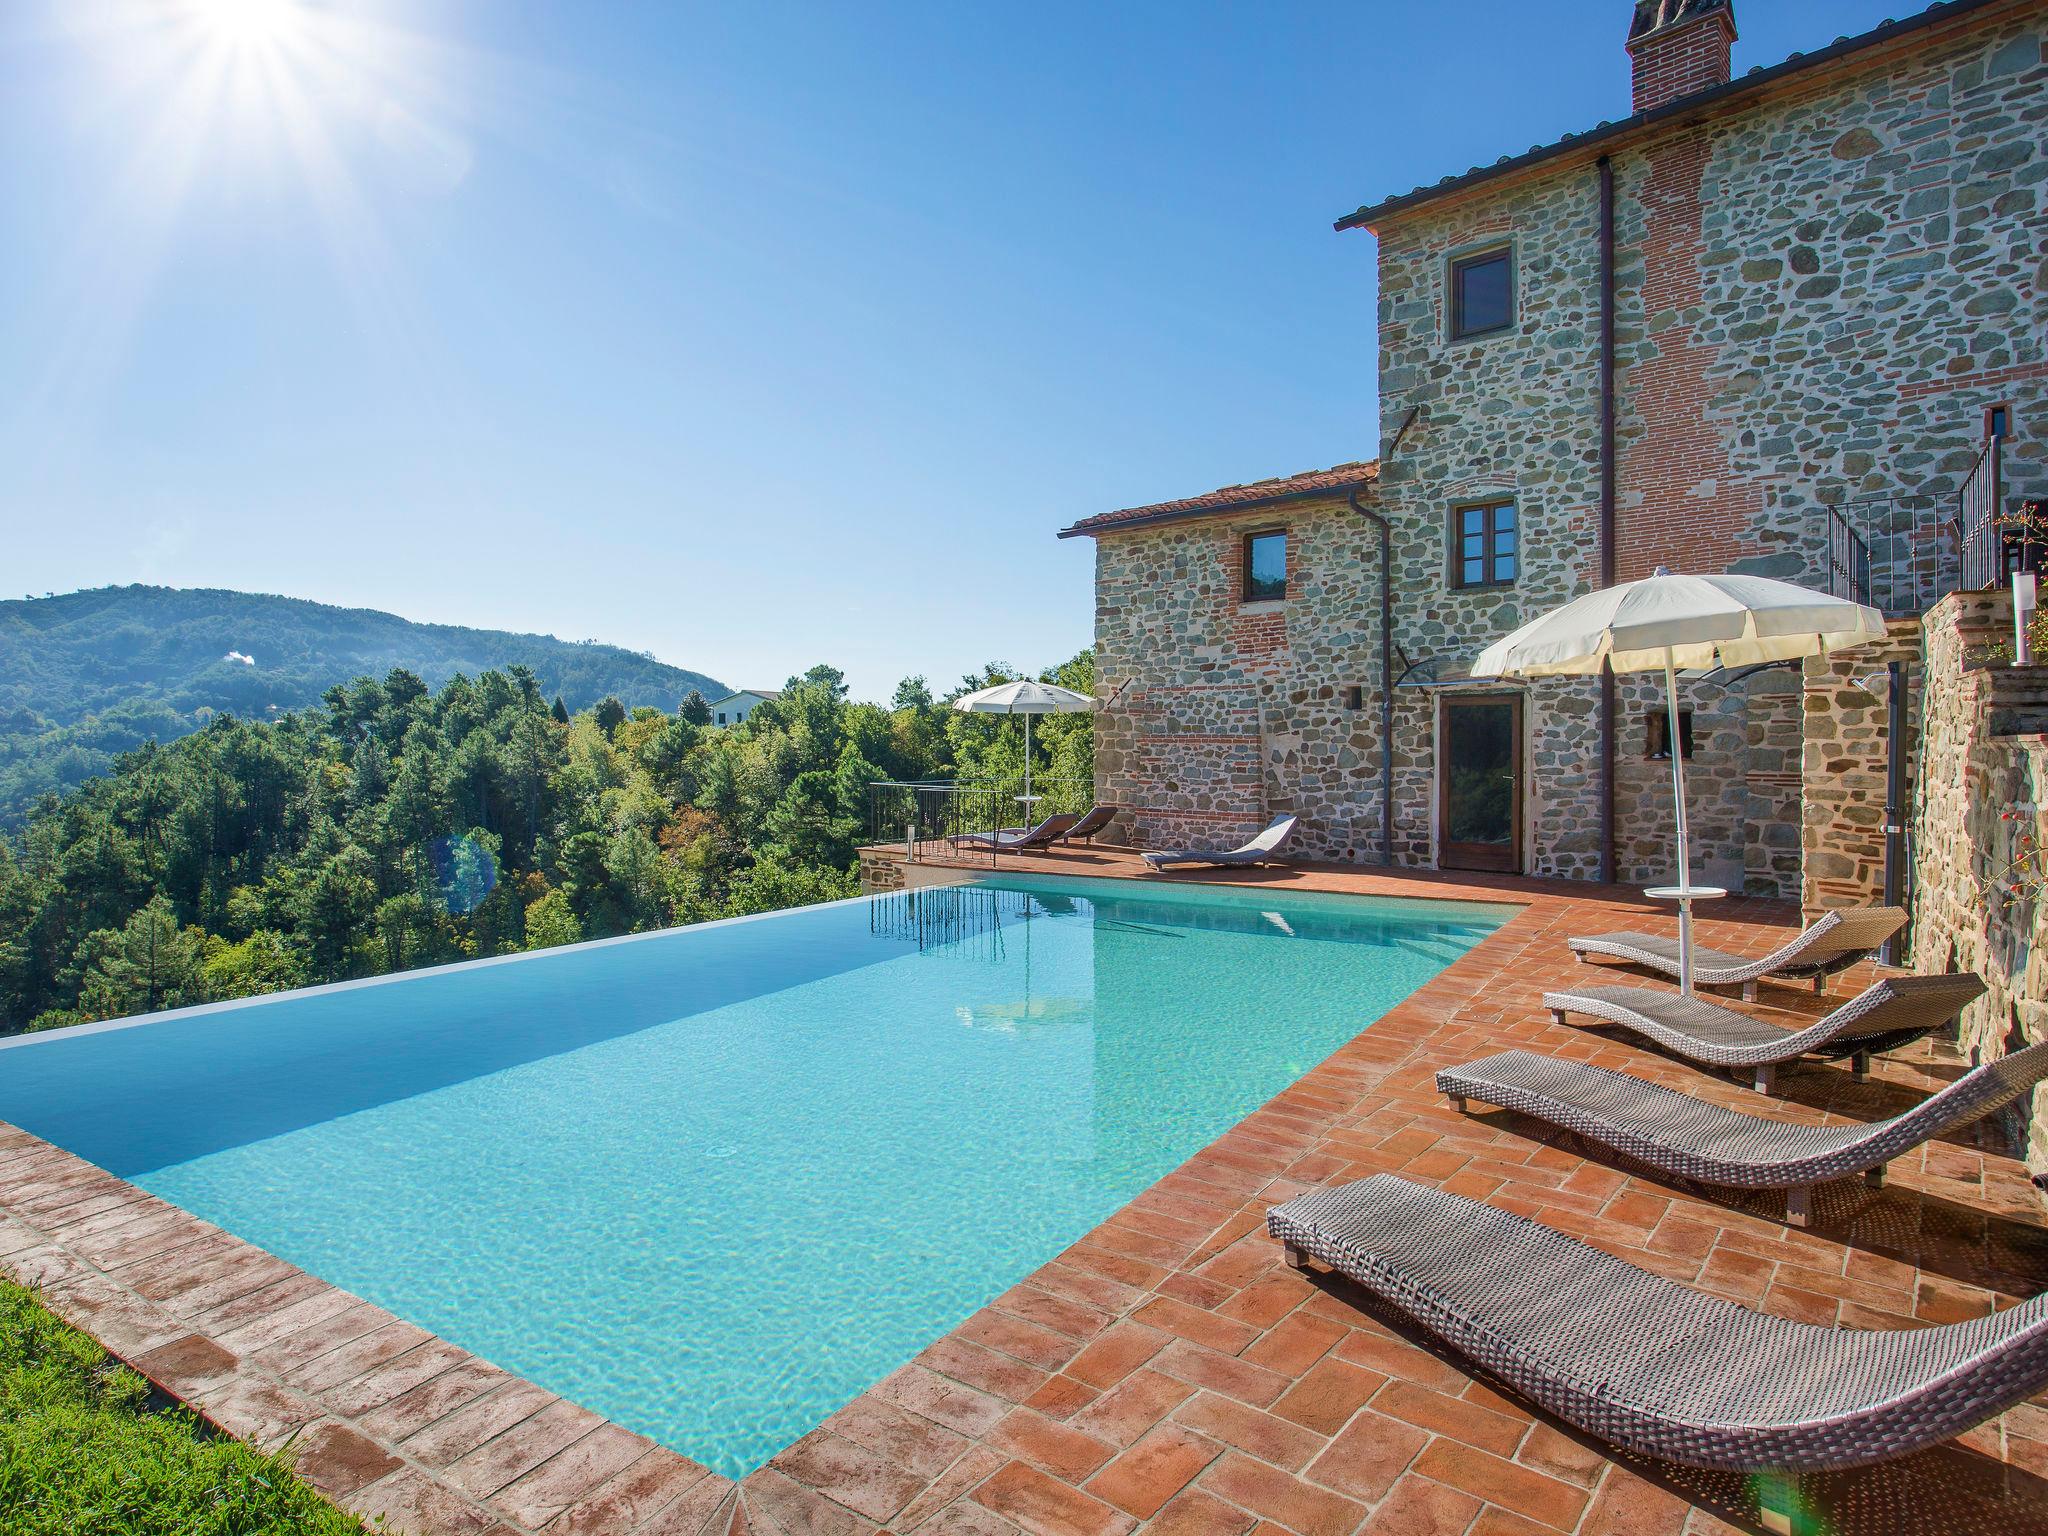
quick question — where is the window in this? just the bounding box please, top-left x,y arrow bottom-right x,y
1343,684 -> 1364,712
1450,247 -> 1514,339
717,712 -> 726,725
1646,710 -> 1694,761
1451,499 -> 1517,589
1989,403 -> 2014,439
1243,530 -> 1287,602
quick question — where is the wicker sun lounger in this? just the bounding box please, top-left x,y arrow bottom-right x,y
1269,1174 -> 2048,1480
1569,905 -> 1907,998
1437,1041 -> 2048,1225
1544,972 -> 1985,1093
1141,814 -> 1299,870
1058,805 -> 1117,845
950,812 -> 1081,851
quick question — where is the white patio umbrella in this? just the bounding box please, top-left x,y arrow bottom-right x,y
1471,568 -> 1885,992
952,679 -> 1096,814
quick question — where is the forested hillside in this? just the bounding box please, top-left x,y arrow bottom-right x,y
0,652 -> 1092,1034
0,586 -> 726,824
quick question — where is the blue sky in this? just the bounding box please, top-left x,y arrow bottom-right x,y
1,0 -> 1911,702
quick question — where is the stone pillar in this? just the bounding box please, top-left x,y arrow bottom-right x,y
1800,619 -> 1924,915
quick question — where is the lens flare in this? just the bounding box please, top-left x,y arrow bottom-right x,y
428,834 -> 498,916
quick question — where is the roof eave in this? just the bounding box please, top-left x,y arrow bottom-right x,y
1333,0 -> 2009,233
1057,479 -> 1379,540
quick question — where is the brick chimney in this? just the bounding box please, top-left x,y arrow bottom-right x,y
1627,0 -> 1737,114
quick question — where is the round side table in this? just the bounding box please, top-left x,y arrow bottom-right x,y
1643,884 -> 1727,996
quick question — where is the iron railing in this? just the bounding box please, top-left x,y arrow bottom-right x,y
1959,433 -> 2006,593
1825,508 -> 1875,609
1817,493 -> 1952,614
866,777 -> 1094,867
1814,436 -> 2011,614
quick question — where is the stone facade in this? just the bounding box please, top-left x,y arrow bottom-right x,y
1799,620 -> 1925,916
1091,497 -> 1390,859
1078,3 -> 2044,896
1910,588 -> 2048,1176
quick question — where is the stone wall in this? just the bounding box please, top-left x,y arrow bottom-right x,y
1091,498 -> 1391,860
857,846 -> 907,893
1744,676 -> 1806,895
1610,666 -> 1803,893
1352,2 -> 2043,890
1090,490 -> 1803,888
1083,5 -> 2040,892
855,846 -> 987,896
1911,588 -> 2048,1176
1800,620 -> 1925,916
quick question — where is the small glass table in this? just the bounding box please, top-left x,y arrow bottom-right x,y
1643,884 -> 1727,996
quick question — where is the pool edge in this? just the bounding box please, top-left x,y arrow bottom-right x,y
0,902 -> 1567,1534
0,884 -> 1812,1533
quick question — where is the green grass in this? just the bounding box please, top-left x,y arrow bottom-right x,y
0,1279 -> 362,1536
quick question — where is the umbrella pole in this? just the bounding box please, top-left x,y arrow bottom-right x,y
1024,712 -> 1033,813
1663,648 -> 1694,995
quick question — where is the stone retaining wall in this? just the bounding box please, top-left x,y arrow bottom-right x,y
1911,588 -> 2048,1174
856,847 -> 907,893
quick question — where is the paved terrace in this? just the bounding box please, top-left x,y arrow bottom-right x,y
3,851 -> 2046,1536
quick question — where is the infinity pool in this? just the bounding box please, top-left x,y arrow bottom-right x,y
0,876 -> 1508,1475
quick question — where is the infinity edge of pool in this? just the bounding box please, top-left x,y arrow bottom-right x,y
0,876 -> 1525,1485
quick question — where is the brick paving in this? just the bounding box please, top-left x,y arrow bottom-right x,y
4,853 -> 2048,1535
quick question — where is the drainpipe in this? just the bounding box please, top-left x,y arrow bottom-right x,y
1882,657 -> 1907,963
1598,154 -> 1619,884
1349,488 -> 1396,865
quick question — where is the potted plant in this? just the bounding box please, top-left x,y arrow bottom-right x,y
1998,499 -> 2048,577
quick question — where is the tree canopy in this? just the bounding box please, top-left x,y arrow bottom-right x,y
0,585 -> 729,827
0,651 -> 1093,1035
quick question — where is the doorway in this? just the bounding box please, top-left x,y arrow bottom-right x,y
1439,694 -> 1523,873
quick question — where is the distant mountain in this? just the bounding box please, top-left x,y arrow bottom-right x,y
0,585 -> 727,825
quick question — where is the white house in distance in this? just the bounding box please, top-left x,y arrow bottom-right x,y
708,689 -> 779,727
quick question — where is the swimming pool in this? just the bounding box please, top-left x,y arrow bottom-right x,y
0,876 -> 1509,1476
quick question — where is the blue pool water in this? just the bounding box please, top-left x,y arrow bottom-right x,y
0,876 -> 1507,1475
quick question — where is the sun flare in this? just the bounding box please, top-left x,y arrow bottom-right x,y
25,0 -> 485,441
182,0 -> 305,53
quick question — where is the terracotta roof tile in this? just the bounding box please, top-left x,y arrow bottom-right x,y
1058,461 -> 1379,539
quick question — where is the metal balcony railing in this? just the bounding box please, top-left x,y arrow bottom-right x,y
1817,493 -> 1951,614
1816,434 -> 2011,614
1958,433 -> 2007,594
867,777 -> 1094,867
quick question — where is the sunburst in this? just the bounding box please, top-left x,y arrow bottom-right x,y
14,0 -> 476,458
181,0 -> 305,52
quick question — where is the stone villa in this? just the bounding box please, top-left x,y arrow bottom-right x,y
1063,0 -> 2045,902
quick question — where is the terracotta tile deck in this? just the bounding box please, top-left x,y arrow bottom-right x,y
5,855 -> 2048,1536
